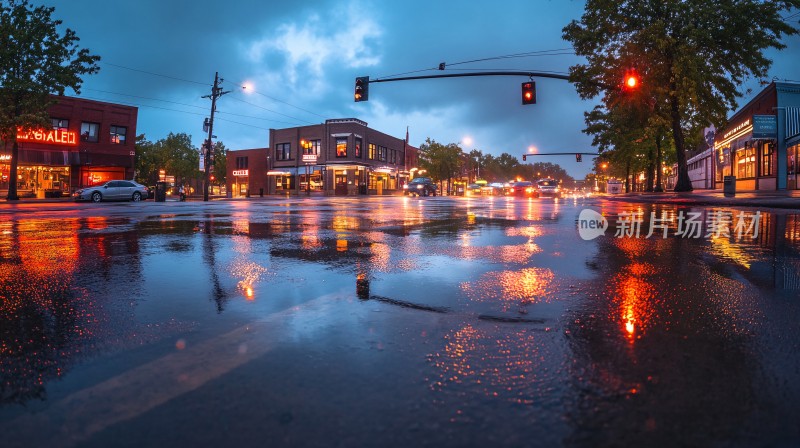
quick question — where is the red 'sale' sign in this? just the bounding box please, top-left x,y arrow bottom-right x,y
16,128 -> 78,145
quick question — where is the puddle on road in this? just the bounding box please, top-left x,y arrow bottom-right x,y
1,199 -> 799,447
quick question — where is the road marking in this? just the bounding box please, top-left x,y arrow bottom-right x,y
2,291 -> 347,448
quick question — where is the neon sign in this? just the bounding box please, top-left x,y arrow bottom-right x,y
16,128 -> 78,145
722,119 -> 750,140
232,170 -> 249,176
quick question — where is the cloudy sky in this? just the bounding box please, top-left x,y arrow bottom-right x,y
46,0 -> 800,178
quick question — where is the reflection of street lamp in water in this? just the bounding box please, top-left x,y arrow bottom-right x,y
301,139 -> 312,196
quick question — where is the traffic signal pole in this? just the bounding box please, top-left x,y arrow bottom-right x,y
202,72 -> 230,202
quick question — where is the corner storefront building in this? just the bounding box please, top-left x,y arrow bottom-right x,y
713,81 -> 800,191
1,96 -> 138,198
226,118 -> 418,197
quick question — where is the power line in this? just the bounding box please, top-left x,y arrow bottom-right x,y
100,62 -> 210,86
226,79 -> 328,119
84,87 -> 302,125
228,94 -> 317,125
74,94 -> 278,131
83,88 -> 208,111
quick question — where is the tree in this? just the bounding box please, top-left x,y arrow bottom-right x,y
418,138 -> 463,193
134,134 -> 160,186
161,133 -> 199,185
210,141 -> 227,187
0,0 -> 100,200
564,0 -> 800,192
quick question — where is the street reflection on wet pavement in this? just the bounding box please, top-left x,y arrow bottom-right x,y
0,196 -> 798,447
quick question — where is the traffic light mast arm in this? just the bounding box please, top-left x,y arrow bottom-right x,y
524,152 -> 600,156
365,71 -> 570,84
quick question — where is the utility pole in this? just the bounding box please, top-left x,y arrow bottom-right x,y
202,72 -> 230,202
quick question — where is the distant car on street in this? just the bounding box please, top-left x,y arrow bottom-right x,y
506,181 -> 537,197
404,177 -> 437,196
536,178 -> 561,198
73,180 -> 150,203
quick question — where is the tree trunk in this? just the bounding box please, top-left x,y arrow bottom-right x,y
6,140 -> 20,201
645,145 -> 655,192
654,134 -> 664,192
625,161 -> 631,193
670,91 -> 693,192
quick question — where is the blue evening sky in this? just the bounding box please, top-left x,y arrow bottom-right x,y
46,0 -> 800,179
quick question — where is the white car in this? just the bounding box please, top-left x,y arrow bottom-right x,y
73,180 -> 150,202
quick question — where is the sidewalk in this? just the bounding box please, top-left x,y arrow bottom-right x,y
600,189 -> 800,210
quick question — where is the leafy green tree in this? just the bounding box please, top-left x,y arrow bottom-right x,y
134,133 -> 199,186
419,138 -> 463,193
211,141 -> 227,187
161,132 -> 199,185
564,0 -> 800,192
134,134 -> 160,186
0,0 -> 100,200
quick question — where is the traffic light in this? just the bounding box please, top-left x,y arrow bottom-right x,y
522,154 -> 527,161
623,70 -> 639,90
355,76 -> 369,102
576,154 -> 582,162
521,81 -> 536,105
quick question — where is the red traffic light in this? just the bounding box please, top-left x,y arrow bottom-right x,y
576,154 -> 582,162
355,76 -> 369,102
623,70 -> 639,90
522,154 -> 527,161
521,81 -> 536,105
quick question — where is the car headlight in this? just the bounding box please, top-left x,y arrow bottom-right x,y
416,185 -> 423,189
403,185 -> 408,190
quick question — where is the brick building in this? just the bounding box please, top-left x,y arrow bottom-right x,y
226,119 -> 418,197
1,95 -> 138,197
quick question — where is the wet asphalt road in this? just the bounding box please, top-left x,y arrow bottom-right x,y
1,195 -> 799,448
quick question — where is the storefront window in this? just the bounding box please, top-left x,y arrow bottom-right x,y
760,142 -> 774,176
336,137 -> 348,157
303,140 -> 320,155
110,125 -> 127,144
0,164 -> 71,193
736,147 -> 755,178
80,122 -> 100,142
275,143 -> 292,161
789,144 -> 798,175
52,118 -> 69,131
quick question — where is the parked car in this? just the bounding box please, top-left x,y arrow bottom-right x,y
403,177 -> 437,196
506,181 -> 537,197
536,178 -> 561,198
73,180 -> 150,202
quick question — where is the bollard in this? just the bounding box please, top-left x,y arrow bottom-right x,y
356,273 -> 370,299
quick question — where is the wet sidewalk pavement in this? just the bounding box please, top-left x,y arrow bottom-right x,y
600,189 -> 800,209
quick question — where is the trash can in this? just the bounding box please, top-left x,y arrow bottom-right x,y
155,181 -> 167,202
723,175 -> 736,197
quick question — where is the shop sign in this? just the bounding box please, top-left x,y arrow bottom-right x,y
233,170 -> 249,176
0,154 -> 10,162
302,154 -> 318,163
752,115 -> 777,139
16,128 -> 78,145
722,119 -> 750,140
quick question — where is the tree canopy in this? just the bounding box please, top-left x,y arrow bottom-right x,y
564,0 -> 800,191
0,0 -> 99,200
